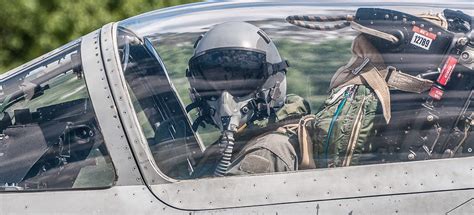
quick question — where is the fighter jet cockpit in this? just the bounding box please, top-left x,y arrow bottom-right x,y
0,2 -> 472,213
0,42 -> 115,190
117,6 -> 474,180
1,2 -> 473,213
2,4 -> 471,188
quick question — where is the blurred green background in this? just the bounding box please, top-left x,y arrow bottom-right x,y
0,0 -> 198,73
0,0 -> 354,111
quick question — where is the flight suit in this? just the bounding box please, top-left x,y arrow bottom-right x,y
226,94 -> 310,175
226,132 -> 299,175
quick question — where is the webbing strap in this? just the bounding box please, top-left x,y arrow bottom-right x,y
342,96 -> 367,167
350,22 -> 399,44
360,67 -> 392,123
384,66 -> 434,93
297,115 -> 317,169
277,114 -> 318,170
341,66 -> 391,123
341,60 -> 433,123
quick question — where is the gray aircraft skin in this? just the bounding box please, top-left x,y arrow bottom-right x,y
0,1 -> 474,214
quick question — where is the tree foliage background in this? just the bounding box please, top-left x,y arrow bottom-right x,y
0,0 -> 198,73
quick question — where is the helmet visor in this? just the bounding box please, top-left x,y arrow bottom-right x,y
188,49 -> 267,98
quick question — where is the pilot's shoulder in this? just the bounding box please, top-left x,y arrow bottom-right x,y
276,94 -> 311,121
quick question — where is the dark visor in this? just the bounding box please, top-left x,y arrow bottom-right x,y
187,49 -> 267,97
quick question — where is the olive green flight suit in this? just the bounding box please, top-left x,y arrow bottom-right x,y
226,94 -> 310,175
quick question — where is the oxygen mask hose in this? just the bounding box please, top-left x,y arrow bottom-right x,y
210,91 -> 250,177
214,130 -> 236,177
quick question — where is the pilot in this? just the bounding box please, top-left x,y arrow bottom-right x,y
186,22 -> 311,176
187,14 -> 451,176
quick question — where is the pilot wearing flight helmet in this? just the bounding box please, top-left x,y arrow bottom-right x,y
186,22 -> 310,176
186,9 -> 465,176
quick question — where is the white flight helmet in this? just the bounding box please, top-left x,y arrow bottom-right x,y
186,21 -> 289,132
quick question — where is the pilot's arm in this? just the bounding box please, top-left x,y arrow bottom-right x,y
226,94 -> 310,175
227,132 -> 298,175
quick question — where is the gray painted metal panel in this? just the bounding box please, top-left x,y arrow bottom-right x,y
195,189 -> 474,214
81,27 -> 142,186
0,185 -> 182,214
153,157 -> 474,210
1,187 -> 472,214
101,23 -> 174,185
447,198 -> 474,215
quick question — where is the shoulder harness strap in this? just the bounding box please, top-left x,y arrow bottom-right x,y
340,58 -> 433,123
297,115 -> 317,169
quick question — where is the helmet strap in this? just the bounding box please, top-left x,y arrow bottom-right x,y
266,59 -> 290,76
